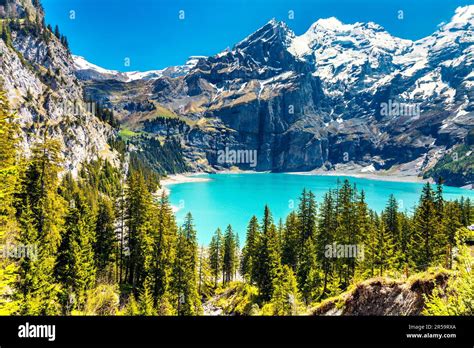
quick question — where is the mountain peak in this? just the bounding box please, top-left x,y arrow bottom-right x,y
73,55 -> 119,75
266,18 -> 288,29
442,5 -> 474,30
451,5 -> 474,23
311,17 -> 347,30
267,18 -> 278,26
234,18 -> 294,51
309,17 -> 385,33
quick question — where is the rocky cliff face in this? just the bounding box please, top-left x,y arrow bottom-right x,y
311,271 -> 449,316
78,6 -> 473,184
0,0 -> 115,174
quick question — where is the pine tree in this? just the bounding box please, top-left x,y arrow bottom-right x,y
94,197 -> 116,280
222,225 -> 237,284
413,183 -> 444,270
234,232 -> 240,280
435,179 -> 444,219
355,190 -> 370,238
384,195 -> 399,242
335,180 -> 357,287
269,265 -> 301,315
459,197 -> 472,226
197,245 -> 213,299
295,189 -> 318,297
383,195 -> 403,271
255,206 -> 281,301
374,212 -> 395,276
241,216 -> 260,283
442,202 -> 463,269
149,192 -> 177,314
466,198 -> 472,225
15,131 -> 66,315
297,189 -> 308,247
18,132 -> 65,253
54,24 -> 60,38
358,210 -> 379,279
297,189 -> 317,252
281,211 -> 299,272
208,228 -> 223,287
62,35 -> 69,50
55,191 -> 96,313
125,170 -> 152,290
138,275 -> 156,315
398,212 -> 415,275
297,237 -> 319,303
317,191 -> 336,297
171,213 -> 202,315
0,92 -> 19,314
16,199 -> 52,314
117,164 -> 127,284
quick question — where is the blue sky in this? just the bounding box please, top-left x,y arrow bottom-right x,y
42,0 -> 472,72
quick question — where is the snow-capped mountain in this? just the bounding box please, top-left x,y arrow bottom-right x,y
289,17 -> 415,95
80,5 -> 474,185
73,55 -> 205,82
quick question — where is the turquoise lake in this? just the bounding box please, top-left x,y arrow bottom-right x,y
165,173 -> 474,245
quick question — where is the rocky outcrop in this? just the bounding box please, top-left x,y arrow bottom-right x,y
312,272 -> 450,316
0,0 -> 116,174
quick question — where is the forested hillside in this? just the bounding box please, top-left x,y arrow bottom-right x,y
0,90 -> 472,316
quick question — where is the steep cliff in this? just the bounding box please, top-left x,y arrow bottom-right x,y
0,0 -> 116,174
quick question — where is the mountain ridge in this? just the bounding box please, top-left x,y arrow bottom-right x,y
74,5 -> 473,186
73,6 -> 474,185
2,0 -> 472,186
75,7 -> 472,83
73,55 -> 205,82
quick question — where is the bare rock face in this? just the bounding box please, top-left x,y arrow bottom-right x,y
312,272 -> 449,316
0,0 -> 115,174
78,7 -> 473,184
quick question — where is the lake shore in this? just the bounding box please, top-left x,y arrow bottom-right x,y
157,167 -> 473,195
160,173 -> 211,186
158,169 -> 433,193
288,169 -> 430,184
156,173 -> 211,197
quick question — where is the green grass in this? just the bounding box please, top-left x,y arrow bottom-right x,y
212,282 -> 259,315
118,128 -> 140,140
